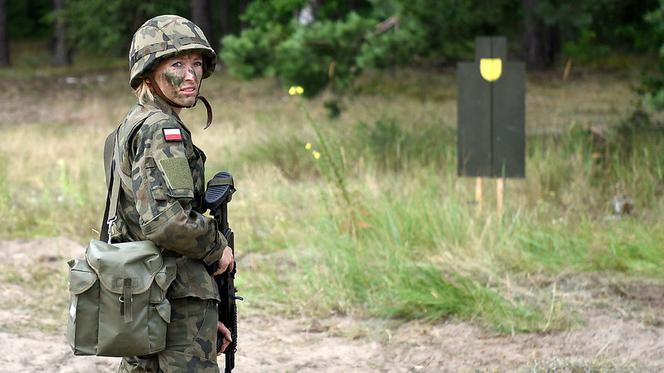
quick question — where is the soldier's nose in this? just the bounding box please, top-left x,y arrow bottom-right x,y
184,67 -> 197,82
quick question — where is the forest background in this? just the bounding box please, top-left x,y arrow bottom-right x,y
0,0 -> 663,371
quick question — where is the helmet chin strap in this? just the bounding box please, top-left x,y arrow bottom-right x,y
196,96 -> 213,130
148,79 -> 214,130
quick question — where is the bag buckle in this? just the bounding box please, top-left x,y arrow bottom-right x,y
118,295 -> 133,304
106,217 -> 117,244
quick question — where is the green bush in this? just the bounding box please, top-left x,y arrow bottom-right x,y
274,13 -> 374,96
641,0 -> 664,110
221,25 -> 288,79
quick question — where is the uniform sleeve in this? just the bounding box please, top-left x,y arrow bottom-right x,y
130,119 -> 226,265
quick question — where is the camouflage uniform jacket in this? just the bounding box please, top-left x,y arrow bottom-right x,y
110,95 -> 226,301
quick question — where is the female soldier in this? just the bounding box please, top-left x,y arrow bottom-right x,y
114,15 -> 233,372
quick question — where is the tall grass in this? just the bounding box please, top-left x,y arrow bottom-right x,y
1,68 -> 662,333
236,103 -> 662,332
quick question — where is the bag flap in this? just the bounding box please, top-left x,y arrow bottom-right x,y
68,258 -> 98,295
85,240 -> 163,294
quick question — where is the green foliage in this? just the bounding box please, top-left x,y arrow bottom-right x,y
563,30 -> 610,64
240,0 -> 308,27
7,0 -> 52,40
642,0 -> 664,110
275,13 -> 374,96
220,0 -> 660,99
397,0 -> 517,60
220,26 -> 288,79
356,17 -> 426,69
583,0 -> 659,52
223,10 -> 380,96
65,0 -> 187,55
219,0 -> 309,79
222,0 -> 515,96
546,0 -> 658,64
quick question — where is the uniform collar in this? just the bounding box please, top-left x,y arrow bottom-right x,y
138,95 -> 195,136
140,94 -> 180,120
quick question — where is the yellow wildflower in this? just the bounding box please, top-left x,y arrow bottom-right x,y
312,151 -> 321,159
305,142 -> 312,150
288,85 -> 304,96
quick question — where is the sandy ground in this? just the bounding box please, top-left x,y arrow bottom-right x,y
0,237 -> 662,372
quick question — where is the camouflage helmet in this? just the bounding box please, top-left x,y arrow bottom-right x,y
129,15 -> 216,89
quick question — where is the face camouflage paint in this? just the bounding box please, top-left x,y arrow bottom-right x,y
152,52 -> 204,108
163,70 -> 185,89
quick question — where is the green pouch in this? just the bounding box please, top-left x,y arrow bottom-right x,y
67,239 -> 176,357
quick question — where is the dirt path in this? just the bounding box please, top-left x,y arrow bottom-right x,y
0,238 -> 662,372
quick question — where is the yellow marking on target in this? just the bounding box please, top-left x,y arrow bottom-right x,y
480,58 -> 502,82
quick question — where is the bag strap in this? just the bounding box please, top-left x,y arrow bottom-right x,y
103,129 -> 116,189
99,112 -> 158,243
99,129 -> 120,243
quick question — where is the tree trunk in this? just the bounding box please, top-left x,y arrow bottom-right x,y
522,0 -> 559,69
191,0 -> 214,47
52,0 -> 72,66
219,0 -> 231,38
0,0 -> 9,67
238,0 -> 249,30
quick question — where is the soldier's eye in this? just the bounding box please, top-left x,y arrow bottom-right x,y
172,61 -> 183,68
193,61 -> 203,67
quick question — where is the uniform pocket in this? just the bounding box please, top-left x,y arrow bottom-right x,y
144,157 -> 168,201
148,299 -> 171,353
185,299 -> 217,361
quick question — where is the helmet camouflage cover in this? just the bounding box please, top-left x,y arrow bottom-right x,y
129,15 -> 216,89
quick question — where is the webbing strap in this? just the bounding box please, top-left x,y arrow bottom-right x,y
99,130 -> 118,243
106,130 -> 123,239
103,130 -> 116,189
122,278 -> 133,323
99,112 -> 157,243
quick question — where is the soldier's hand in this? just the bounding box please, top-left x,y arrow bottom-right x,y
217,321 -> 232,354
212,246 -> 234,276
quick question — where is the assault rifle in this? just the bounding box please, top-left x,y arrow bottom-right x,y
204,171 -> 241,373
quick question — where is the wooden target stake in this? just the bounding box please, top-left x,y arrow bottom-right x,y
475,177 -> 483,213
496,177 -> 505,215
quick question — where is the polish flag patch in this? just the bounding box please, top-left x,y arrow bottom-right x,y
163,128 -> 183,142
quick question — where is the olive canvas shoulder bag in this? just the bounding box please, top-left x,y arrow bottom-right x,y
67,124 -> 176,357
